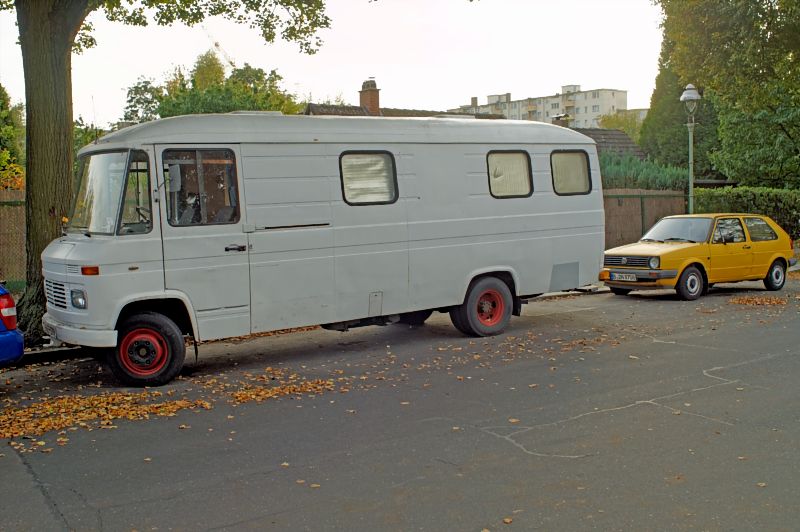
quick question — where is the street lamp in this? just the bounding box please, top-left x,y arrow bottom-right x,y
680,84 -> 701,214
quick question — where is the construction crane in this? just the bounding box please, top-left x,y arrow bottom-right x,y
201,24 -> 236,70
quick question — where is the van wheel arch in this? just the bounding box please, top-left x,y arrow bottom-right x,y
115,298 -> 195,338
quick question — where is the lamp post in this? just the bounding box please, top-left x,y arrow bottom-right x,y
680,84 -> 701,214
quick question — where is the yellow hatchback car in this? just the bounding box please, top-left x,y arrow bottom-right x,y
599,214 -> 797,300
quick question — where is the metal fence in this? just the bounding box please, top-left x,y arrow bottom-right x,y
0,188 -> 688,292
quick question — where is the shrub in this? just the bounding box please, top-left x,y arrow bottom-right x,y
695,187 -> 800,239
599,153 -> 688,191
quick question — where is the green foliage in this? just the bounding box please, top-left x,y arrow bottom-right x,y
600,152 -> 689,191
191,51 -> 226,91
125,54 -> 304,120
657,0 -> 800,188
696,186 -> 800,239
73,117 -> 104,174
0,83 -> 25,189
639,39 -> 720,177
710,94 -> 800,188
598,110 -> 644,144
123,78 -> 163,124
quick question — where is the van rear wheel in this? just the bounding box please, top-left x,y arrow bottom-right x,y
108,312 -> 186,387
450,277 -> 513,337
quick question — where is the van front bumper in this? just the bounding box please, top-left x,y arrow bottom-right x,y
42,313 -> 117,348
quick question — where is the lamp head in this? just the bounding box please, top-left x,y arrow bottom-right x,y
680,84 -> 701,115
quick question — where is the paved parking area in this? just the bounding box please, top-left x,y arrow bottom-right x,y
2,278 -> 799,530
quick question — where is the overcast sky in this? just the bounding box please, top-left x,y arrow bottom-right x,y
0,0 -> 663,127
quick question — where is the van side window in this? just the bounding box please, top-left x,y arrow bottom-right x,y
487,151 -> 532,198
163,149 -> 240,226
339,151 -> 398,205
551,151 -> 591,195
744,217 -> 778,241
712,218 -> 746,243
118,150 -> 153,235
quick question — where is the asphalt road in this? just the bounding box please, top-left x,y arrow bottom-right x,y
2,278 -> 799,531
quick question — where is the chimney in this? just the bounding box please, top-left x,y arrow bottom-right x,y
360,78 -> 380,116
470,96 -> 478,108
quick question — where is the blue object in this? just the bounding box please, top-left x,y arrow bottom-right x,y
0,284 -> 24,366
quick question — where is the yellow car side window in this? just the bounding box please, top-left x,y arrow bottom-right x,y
712,218 -> 746,243
744,217 -> 778,241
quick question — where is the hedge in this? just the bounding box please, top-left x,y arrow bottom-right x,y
695,186 -> 800,239
599,152 -> 688,191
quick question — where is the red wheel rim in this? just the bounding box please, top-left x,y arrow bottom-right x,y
476,289 -> 505,327
119,328 -> 168,376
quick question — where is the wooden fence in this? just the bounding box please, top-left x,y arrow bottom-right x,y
0,190 -> 25,289
604,189 -> 686,248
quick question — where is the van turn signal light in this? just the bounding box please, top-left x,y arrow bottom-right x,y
81,266 -> 100,276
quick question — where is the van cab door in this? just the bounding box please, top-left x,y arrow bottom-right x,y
156,145 -> 250,340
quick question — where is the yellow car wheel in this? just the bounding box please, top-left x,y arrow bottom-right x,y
676,266 -> 705,301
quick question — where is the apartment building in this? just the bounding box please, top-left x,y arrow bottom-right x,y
450,85 -> 627,127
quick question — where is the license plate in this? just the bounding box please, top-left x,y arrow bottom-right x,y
611,273 -> 637,282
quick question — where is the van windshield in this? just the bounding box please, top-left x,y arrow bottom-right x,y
641,217 -> 713,243
68,151 -> 130,235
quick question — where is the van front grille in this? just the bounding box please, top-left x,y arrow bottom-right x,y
45,279 -> 68,309
604,256 -> 650,268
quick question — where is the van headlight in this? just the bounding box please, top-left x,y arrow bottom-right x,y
648,257 -> 660,269
71,289 -> 87,309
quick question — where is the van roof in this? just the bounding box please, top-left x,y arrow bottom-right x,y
93,113 -> 596,148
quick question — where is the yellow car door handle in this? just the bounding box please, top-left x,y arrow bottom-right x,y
742,245 -> 751,249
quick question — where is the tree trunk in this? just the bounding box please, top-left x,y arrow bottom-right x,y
15,0 -> 89,343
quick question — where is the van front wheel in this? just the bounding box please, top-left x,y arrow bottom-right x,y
450,277 -> 513,336
108,312 -> 186,387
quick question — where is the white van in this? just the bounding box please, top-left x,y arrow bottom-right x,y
42,113 -> 604,385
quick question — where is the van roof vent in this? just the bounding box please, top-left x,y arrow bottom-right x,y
227,110 -> 283,116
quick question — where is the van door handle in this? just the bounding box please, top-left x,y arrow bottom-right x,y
225,244 -> 247,252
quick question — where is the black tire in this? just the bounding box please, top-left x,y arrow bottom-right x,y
676,266 -> 705,301
763,260 -> 786,291
108,312 -> 186,387
450,277 -> 513,337
448,307 -> 472,335
610,287 -> 631,296
398,309 -> 434,326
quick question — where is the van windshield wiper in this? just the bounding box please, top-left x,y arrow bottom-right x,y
663,237 -> 695,243
640,238 -> 663,243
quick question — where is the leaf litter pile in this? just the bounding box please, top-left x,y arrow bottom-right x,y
728,296 -> 788,306
2,323 -> 624,454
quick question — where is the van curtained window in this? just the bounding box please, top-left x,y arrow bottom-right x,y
163,149 -> 240,226
339,151 -> 398,205
487,151 -> 532,198
551,151 -> 591,195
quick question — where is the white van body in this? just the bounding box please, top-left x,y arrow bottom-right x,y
41,114 -> 604,383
